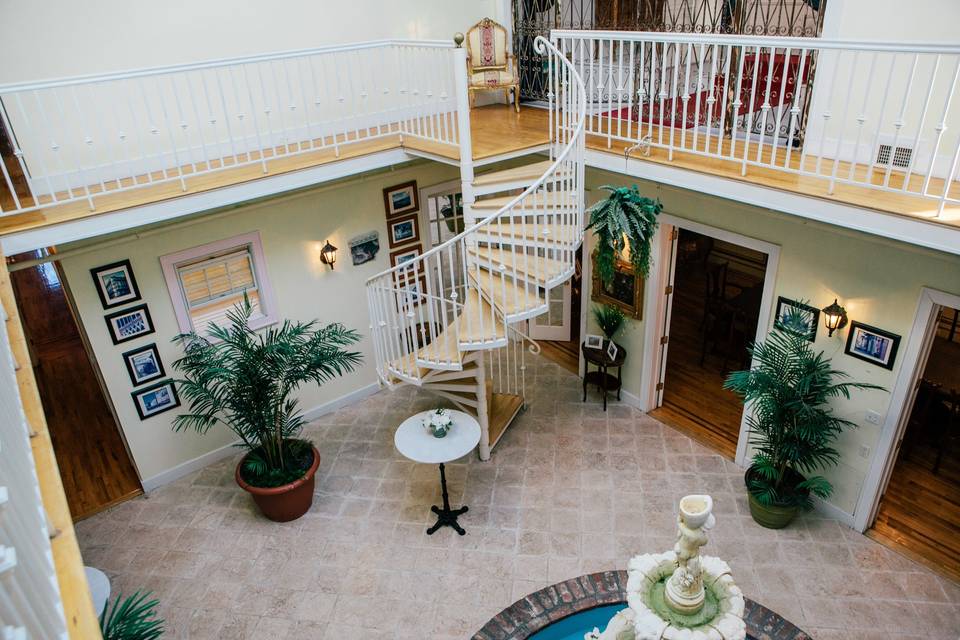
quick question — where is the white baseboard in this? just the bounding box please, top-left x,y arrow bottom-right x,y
301,382 -> 380,422
812,495 -> 856,529
141,440 -> 240,492
140,381 -> 381,492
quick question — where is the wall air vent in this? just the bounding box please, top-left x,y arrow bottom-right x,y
875,143 -> 913,169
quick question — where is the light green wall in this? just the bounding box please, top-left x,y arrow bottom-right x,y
585,168 -> 960,515
59,162 -> 459,484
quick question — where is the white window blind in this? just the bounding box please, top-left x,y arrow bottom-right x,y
0,300 -> 68,638
176,247 -> 263,335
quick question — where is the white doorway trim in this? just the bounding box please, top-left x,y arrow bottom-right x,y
639,213 -> 781,466
853,287 -> 960,532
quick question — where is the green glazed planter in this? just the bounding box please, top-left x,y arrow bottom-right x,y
747,491 -> 798,529
744,465 -> 804,529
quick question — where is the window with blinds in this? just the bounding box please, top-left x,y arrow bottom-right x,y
162,232 -> 276,336
176,246 -> 263,335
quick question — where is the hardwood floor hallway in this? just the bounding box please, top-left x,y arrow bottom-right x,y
9,254 -> 141,520
870,309 -> 960,582
651,230 -> 767,460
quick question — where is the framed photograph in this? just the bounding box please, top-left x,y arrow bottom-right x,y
131,379 -> 180,420
606,340 -> 619,361
388,214 -> 421,249
348,231 -> 380,266
396,275 -> 427,314
845,322 -> 901,370
383,180 -> 419,218
90,259 -> 141,309
591,255 -> 643,319
774,297 -> 819,342
584,334 -> 604,349
122,343 -> 165,386
105,304 -> 154,345
390,245 -> 422,272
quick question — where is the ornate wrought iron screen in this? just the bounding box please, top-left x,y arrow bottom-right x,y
514,0 -> 827,143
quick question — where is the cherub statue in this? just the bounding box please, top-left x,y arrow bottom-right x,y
665,494 -> 715,613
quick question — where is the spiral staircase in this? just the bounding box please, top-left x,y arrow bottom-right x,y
366,37 -> 586,460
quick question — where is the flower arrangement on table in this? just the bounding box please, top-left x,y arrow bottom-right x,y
423,408 -> 454,438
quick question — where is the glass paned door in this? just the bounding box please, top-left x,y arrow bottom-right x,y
529,281 -> 572,340
423,182 -> 466,302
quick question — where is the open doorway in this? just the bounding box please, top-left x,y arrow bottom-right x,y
8,252 -> 141,520
869,305 -> 960,581
650,227 -> 769,459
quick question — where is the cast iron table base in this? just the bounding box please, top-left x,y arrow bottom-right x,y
426,462 -> 468,535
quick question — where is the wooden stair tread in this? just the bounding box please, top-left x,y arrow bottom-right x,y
472,159 -> 563,187
477,222 -> 580,244
468,246 -> 569,284
468,267 -> 544,317
457,289 -> 506,344
473,190 -> 578,210
489,392 -> 524,449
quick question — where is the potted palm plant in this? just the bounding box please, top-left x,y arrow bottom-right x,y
99,591 -> 164,639
723,326 -> 882,529
172,299 -> 361,522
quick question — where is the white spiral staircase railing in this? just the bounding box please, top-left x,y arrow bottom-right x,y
366,36 -> 586,394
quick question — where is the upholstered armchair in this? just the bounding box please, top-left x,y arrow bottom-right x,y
465,18 -> 520,112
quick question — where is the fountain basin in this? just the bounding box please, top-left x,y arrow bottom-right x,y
472,572 -> 812,640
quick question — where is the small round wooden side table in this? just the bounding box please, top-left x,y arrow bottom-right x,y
581,340 -> 627,411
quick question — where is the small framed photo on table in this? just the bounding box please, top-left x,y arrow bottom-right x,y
91,259 -> 141,309
131,379 -> 180,420
122,343 -> 165,386
606,340 -> 619,361
388,214 -> 421,249
105,304 -> 154,345
584,334 -> 604,349
383,181 -> 419,218
845,322 -> 900,370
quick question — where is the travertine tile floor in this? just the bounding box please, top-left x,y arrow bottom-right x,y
77,355 -> 960,639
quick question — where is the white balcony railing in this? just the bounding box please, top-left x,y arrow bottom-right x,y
0,39 -> 460,215
554,29 -> 960,214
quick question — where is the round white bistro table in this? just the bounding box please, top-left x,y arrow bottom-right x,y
394,409 -> 480,535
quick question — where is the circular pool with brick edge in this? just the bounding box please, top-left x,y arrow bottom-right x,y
471,571 -> 813,640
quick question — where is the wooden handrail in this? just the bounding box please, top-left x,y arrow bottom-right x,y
0,255 -> 102,640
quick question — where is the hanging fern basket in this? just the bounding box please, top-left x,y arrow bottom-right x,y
586,185 -> 662,288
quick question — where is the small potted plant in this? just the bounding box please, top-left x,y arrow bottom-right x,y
423,408 -> 453,438
172,299 -> 361,522
723,326 -> 882,528
592,304 -> 625,341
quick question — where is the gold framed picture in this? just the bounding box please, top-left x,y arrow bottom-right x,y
591,254 -> 643,319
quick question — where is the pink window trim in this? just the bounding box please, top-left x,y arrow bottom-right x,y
159,231 -> 279,334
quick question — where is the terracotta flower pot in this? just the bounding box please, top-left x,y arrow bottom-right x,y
235,446 -> 320,522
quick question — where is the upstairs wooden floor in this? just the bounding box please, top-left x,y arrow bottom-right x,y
1,105 -> 958,240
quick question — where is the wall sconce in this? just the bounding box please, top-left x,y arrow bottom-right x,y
821,298 -> 848,337
319,240 -> 338,270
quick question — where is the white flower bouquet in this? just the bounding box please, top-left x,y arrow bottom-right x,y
423,408 -> 453,438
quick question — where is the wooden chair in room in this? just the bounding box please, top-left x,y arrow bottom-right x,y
900,379 -> 942,462
700,260 -> 730,329
933,390 -> 959,475
464,18 -> 520,112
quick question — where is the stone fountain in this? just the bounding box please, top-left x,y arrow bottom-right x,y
587,495 -> 746,640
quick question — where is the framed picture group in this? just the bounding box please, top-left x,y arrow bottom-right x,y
775,293 -> 902,370
91,258 -> 179,420
383,181 -> 425,308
